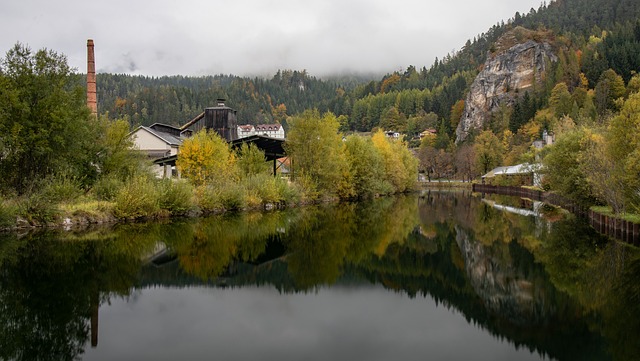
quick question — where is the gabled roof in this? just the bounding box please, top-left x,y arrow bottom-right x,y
149,123 -> 181,132
131,126 -> 183,146
150,123 -> 182,137
482,163 -> 540,178
255,124 -> 282,131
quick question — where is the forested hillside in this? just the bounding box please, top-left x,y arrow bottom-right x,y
97,0 -> 640,138
340,0 -> 640,136
97,70 -> 349,127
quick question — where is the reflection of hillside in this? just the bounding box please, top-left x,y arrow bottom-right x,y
131,211 -> 610,361
456,225 -> 552,325
1,191 -> 638,361
351,227 -> 608,361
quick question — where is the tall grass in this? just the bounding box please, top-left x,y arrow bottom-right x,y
113,175 -> 160,219
194,185 -> 224,213
92,174 -> 125,201
0,200 -> 19,229
18,195 -> 60,224
158,179 -> 195,215
40,172 -> 84,203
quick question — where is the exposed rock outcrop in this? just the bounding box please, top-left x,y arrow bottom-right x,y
455,34 -> 557,143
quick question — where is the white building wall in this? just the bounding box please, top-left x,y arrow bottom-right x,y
131,128 -> 173,155
237,126 -> 255,139
238,124 -> 285,139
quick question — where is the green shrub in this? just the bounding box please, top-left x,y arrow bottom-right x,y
0,201 -> 19,228
92,175 -> 125,201
276,177 -> 301,205
219,182 -> 247,211
241,185 -> 263,209
113,176 -> 160,219
40,173 -> 84,203
195,185 -> 223,213
18,195 -> 59,224
371,178 -> 394,196
158,179 -> 195,215
293,173 -> 319,202
248,174 -> 282,205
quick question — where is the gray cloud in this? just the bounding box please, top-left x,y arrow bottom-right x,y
0,0 -> 542,77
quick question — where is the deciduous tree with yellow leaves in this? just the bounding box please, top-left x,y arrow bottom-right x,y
176,129 -> 238,186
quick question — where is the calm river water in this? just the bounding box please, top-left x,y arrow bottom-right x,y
0,191 -> 638,360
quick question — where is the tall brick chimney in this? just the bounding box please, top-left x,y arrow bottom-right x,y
87,39 -> 97,116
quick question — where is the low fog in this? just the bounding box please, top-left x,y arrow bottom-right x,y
1,0 -> 542,77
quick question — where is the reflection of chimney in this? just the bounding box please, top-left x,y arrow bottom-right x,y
91,290 -> 99,347
87,39 -> 97,116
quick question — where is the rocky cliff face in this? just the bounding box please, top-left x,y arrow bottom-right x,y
455,39 -> 557,143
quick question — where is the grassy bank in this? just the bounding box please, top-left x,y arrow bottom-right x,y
419,181 -> 473,189
0,173 -> 314,231
590,206 -> 640,224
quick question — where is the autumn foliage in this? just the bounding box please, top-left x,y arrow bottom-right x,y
177,130 -> 238,186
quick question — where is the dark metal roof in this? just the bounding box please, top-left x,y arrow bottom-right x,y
150,123 -> 182,137
153,153 -> 178,166
130,126 -> 183,146
153,135 -> 286,166
143,126 -> 183,146
230,135 -> 286,161
254,124 -> 282,131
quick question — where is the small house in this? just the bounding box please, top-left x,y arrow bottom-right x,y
482,163 -> 542,187
420,129 -> 437,139
385,131 -> 401,139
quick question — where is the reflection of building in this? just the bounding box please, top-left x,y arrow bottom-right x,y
482,198 -> 540,217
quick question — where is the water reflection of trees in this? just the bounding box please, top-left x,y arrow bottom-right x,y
533,217 -> 640,360
0,226 -> 157,361
0,191 -> 639,360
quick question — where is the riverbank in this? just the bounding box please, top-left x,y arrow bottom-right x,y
419,180 -> 473,189
1,180 -> 421,232
472,184 -> 640,246
0,196 -> 308,232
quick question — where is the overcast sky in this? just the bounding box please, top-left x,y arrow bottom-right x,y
1,0 -> 542,77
